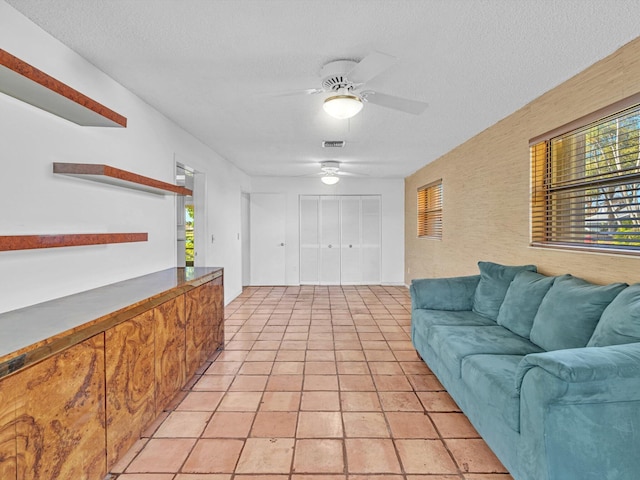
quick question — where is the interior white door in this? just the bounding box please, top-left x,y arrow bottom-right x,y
319,196 -> 341,284
361,196 -> 381,283
241,192 -> 251,286
340,196 -> 361,284
299,196 -> 319,284
250,193 -> 286,285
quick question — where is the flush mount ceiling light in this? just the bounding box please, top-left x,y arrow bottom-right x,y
323,93 -> 363,119
321,174 -> 340,185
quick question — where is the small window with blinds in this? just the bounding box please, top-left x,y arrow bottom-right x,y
531,100 -> 640,253
417,180 -> 443,239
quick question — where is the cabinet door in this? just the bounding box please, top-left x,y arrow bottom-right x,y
0,373 -> 17,480
185,278 -> 224,378
300,196 -> 320,284
340,196 -> 362,284
211,276 -> 225,349
154,295 -> 187,414
105,310 -> 156,468
320,196 -> 341,284
16,335 -> 106,480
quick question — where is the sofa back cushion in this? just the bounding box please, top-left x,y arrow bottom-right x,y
472,261 -> 537,321
411,275 -> 480,311
588,284 -> 640,347
529,275 -> 627,351
496,271 -> 559,339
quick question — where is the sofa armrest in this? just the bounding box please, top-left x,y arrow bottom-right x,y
410,275 -> 480,311
515,343 -> 640,392
517,343 -> 640,480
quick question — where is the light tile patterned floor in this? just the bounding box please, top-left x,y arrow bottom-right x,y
110,285 -> 513,480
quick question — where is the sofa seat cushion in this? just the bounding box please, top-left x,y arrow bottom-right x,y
461,354 -> 524,432
530,275 -> 628,352
412,309 -> 497,330
588,284 -> 640,347
496,271 -> 560,339
472,261 -> 537,321
427,325 -> 543,378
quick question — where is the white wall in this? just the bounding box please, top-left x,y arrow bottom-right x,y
250,176 -> 405,285
0,2 -> 249,313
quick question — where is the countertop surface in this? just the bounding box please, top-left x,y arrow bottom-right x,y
0,267 -> 223,366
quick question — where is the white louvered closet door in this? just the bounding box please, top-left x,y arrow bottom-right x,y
299,195 -> 381,285
299,196 -> 319,284
340,196 -> 362,284
319,196 -> 341,284
361,196 -> 381,283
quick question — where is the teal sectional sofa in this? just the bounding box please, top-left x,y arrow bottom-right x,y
410,261 -> 640,480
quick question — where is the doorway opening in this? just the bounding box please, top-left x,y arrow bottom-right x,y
176,163 -> 195,267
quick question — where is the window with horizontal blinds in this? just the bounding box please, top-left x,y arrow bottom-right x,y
417,180 -> 442,239
531,102 -> 640,253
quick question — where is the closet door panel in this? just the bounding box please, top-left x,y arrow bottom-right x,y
361,196 -> 381,284
319,196 -> 341,284
340,196 -> 361,284
300,196 -> 319,284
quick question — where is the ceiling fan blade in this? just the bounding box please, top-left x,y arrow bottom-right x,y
338,171 -> 366,177
347,51 -> 397,84
293,172 -> 323,177
268,88 -> 323,97
362,91 -> 428,115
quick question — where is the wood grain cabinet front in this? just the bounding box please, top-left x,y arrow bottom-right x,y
0,373 -> 17,480
15,335 -> 107,480
154,295 -> 187,414
0,269 -> 223,479
185,278 -> 224,378
211,277 -> 225,348
105,309 -> 156,469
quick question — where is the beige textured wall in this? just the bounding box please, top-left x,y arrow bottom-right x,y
405,36 -> 640,285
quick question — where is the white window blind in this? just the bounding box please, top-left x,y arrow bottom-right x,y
531,101 -> 640,253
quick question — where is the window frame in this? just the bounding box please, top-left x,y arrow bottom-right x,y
530,93 -> 640,255
417,179 -> 443,239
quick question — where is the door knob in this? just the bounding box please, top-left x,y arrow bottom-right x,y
349,244 -> 353,248
328,244 -> 332,248
280,242 -> 285,246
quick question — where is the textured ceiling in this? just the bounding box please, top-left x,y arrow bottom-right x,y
6,0 -> 640,178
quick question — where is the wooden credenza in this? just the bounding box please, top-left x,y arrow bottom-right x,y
0,267 -> 223,479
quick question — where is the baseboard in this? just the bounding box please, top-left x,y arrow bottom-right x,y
224,288 -> 243,306
382,282 -> 409,288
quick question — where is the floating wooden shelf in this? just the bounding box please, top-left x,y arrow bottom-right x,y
0,233 -> 148,252
53,163 -> 192,196
0,49 -> 127,127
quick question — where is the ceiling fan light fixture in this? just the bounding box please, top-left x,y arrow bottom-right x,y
321,174 -> 340,185
323,94 -> 363,119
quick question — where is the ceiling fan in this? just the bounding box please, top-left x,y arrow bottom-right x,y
306,161 -> 360,185
275,51 -> 429,119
